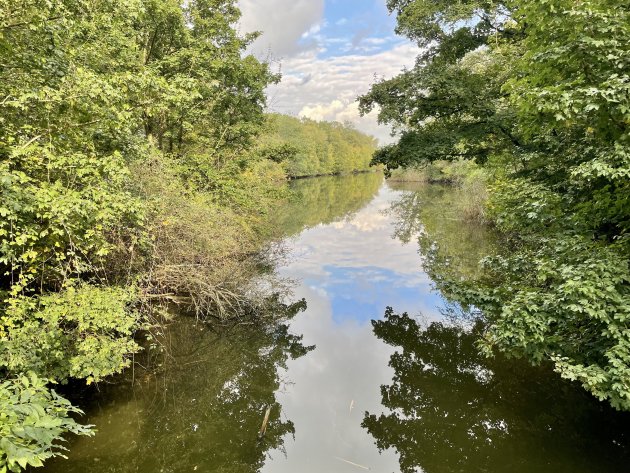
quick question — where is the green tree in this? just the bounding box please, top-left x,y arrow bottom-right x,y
262,114 -> 377,177
1,0 -> 285,468
360,0 -> 630,409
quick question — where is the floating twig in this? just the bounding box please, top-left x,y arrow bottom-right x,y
258,406 -> 272,439
334,457 -> 370,470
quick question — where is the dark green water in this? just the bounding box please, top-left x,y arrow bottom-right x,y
43,174 -> 630,473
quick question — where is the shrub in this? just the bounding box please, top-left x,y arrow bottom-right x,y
1,286 -> 140,383
0,373 -> 94,472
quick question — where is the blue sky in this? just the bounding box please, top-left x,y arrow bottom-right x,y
239,0 -> 418,143
277,184 -> 450,329
307,265 -> 447,325
302,0 -> 400,58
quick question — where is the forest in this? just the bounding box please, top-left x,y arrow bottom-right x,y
360,0 -> 630,411
262,114 -> 376,178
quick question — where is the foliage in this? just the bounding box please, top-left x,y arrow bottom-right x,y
0,373 -> 93,472
0,0 -> 147,297
361,0 -> 630,409
135,150 -> 286,319
1,0 -> 286,469
261,114 -> 377,178
1,286 -> 140,383
473,239 -> 630,409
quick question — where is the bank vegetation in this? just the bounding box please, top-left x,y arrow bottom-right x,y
0,0 -> 377,470
362,0 -> 630,411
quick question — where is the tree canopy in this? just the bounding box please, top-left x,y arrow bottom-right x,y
0,0 -> 287,469
360,0 -> 630,410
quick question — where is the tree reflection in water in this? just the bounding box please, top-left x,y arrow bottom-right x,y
44,299 -> 314,473
276,172 -> 383,236
364,308 -> 630,473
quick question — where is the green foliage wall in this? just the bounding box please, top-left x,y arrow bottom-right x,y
0,0 -> 282,468
262,114 -> 377,177
0,373 -> 94,472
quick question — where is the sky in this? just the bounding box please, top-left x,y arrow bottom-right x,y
238,0 -> 419,144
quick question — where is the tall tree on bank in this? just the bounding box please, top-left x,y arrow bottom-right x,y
360,0 -> 630,410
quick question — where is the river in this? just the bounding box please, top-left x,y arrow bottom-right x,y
43,173 -> 630,473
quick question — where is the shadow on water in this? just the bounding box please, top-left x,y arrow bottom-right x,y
42,300 -> 314,473
364,308 -> 630,473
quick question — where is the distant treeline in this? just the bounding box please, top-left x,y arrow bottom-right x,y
261,114 -> 377,178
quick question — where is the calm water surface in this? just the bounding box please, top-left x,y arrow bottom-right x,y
43,174 -> 630,473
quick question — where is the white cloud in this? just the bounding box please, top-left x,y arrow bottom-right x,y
238,1 -> 419,144
299,100 -> 346,121
239,0 -> 325,57
285,185 -> 431,282
268,42 -> 419,143
363,37 -> 391,45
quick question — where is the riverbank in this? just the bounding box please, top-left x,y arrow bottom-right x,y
289,169 -> 381,180
0,2 -> 376,470
386,160 -> 489,222
263,114 -> 377,178
39,175 -> 630,473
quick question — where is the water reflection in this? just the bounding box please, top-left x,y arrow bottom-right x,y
386,181 -> 497,282
43,300 -> 313,473
41,176 -> 630,473
281,178 -> 447,322
364,308 -> 630,473
276,172 -> 383,236
260,179 -> 453,472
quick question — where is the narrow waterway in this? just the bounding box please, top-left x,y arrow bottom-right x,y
43,174 -> 630,473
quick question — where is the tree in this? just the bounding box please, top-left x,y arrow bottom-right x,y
1,0 -> 285,468
262,114 -> 377,177
360,0 -> 630,409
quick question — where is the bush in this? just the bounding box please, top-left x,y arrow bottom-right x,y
1,286 -> 140,383
132,150 -> 287,319
0,373 -> 94,472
